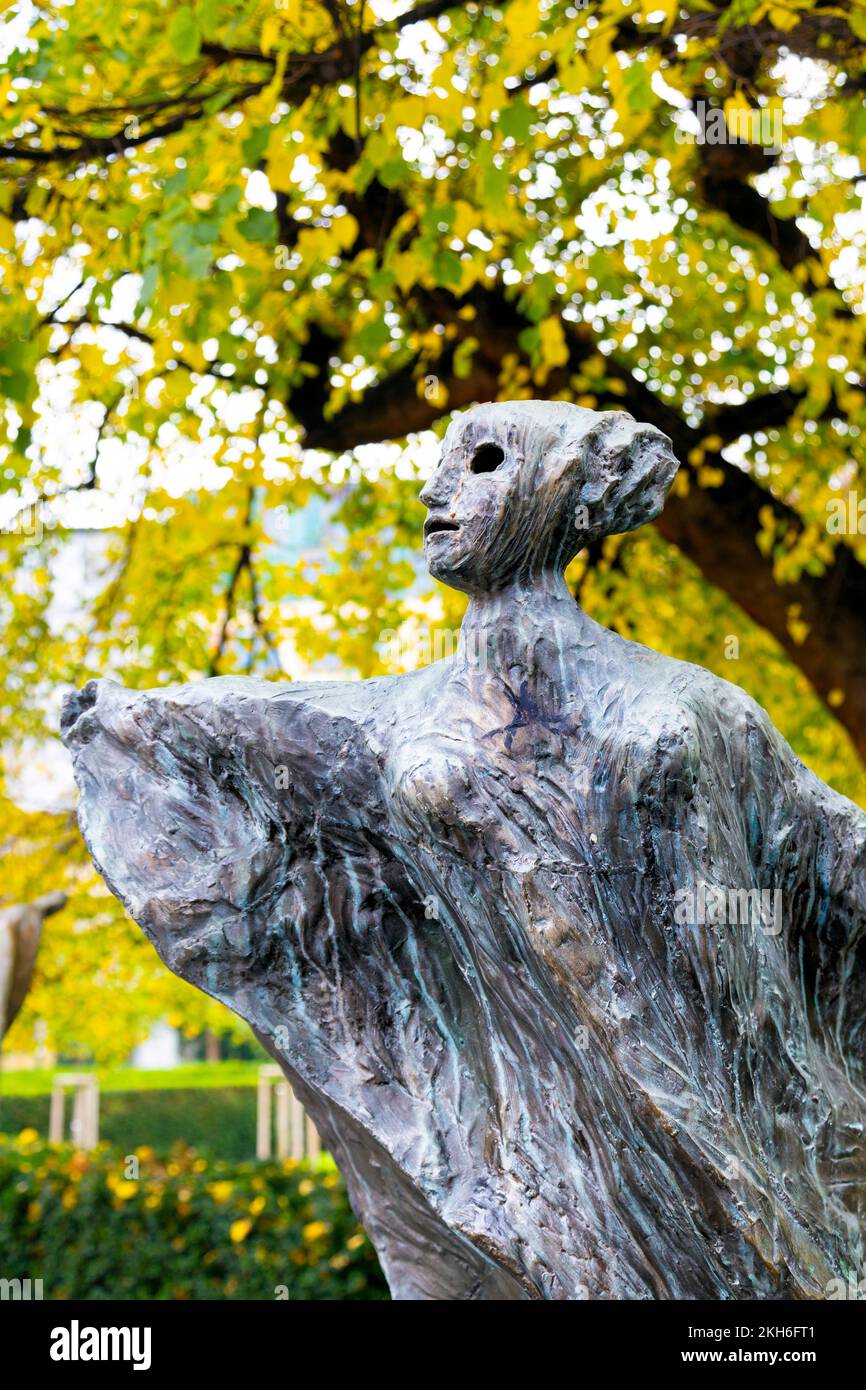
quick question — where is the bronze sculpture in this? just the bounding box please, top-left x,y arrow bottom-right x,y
0,892 -> 66,1044
62,402 -> 866,1299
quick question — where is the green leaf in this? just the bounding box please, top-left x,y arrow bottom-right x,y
624,61 -> 652,111
483,159 -> 510,203
171,222 -> 215,274
432,249 -> 463,288
499,98 -> 534,142
195,0 -> 221,39
168,7 -> 201,64
453,336 -> 479,379
356,318 -> 391,356
518,325 -> 540,355
137,263 -> 159,311
0,342 -> 37,405
242,125 -> 271,165
421,204 -> 456,236
238,208 -> 277,243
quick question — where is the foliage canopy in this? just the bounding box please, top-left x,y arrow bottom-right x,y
2,0 -> 866,1056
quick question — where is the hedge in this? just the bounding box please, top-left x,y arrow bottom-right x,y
0,1088 -> 260,1162
0,1132 -> 388,1300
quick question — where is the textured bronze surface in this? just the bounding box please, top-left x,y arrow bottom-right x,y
0,892 -> 66,1041
62,402 -> 866,1299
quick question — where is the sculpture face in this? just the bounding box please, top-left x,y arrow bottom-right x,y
420,399 -> 679,596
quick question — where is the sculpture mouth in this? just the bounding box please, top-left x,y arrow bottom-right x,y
424,517 -> 460,539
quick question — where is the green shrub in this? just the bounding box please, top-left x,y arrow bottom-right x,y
0,1132 -> 388,1300
0,1088 -> 260,1162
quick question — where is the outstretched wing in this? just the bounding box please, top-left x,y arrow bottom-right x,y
61,676 -> 436,1076
61,674 -> 517,1297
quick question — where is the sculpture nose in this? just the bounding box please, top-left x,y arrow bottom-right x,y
420,447 -> 465,510
419,470 -> 449,511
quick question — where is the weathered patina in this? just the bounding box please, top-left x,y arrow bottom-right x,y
63,402 -> 866,1299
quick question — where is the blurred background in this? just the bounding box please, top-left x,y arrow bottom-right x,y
1,0 -> 865,1298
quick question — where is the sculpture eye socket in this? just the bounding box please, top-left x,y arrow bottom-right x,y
470,443 -> 505,474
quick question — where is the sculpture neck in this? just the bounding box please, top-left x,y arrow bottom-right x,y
458,571 -> 592,685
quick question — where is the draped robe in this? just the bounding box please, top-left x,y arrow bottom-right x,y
62,615 -> 866,1300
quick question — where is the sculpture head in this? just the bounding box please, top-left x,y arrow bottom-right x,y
420,400 -> 679,596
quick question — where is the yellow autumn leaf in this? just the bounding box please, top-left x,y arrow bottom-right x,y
302,1220 -> 330,1242
722,94 -> 749,129
539,316 -> 568,367
266,137 -> 296,194
505,0 -> 538,42
392,249 -> 429,294
769,6 -> 800,31
587,28 -> 611,71
259,15 -> 284,55
453,200 -> 480,243
0,215 -> 17,250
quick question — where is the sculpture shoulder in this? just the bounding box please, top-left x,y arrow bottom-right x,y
61,670 -> 433,822
60,673 -> 416,963
606,636 -> 866,825
151,672 -> 402,725
62,670 -> 426,746
598,633 -> 790,777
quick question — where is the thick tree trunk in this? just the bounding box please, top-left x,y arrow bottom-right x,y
655,473 -> 866,763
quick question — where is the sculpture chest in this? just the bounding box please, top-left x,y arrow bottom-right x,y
384,671 -> 606,862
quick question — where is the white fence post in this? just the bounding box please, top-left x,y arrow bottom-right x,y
256,1064 -> 320,1162
49,1073 -> 99,1150
256,1069 -> 272,1159
48,1084 -> 65,1144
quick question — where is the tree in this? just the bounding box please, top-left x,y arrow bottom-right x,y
1,0 -> 865,1055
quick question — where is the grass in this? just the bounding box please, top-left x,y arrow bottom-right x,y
0,1060 -> 263,1097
